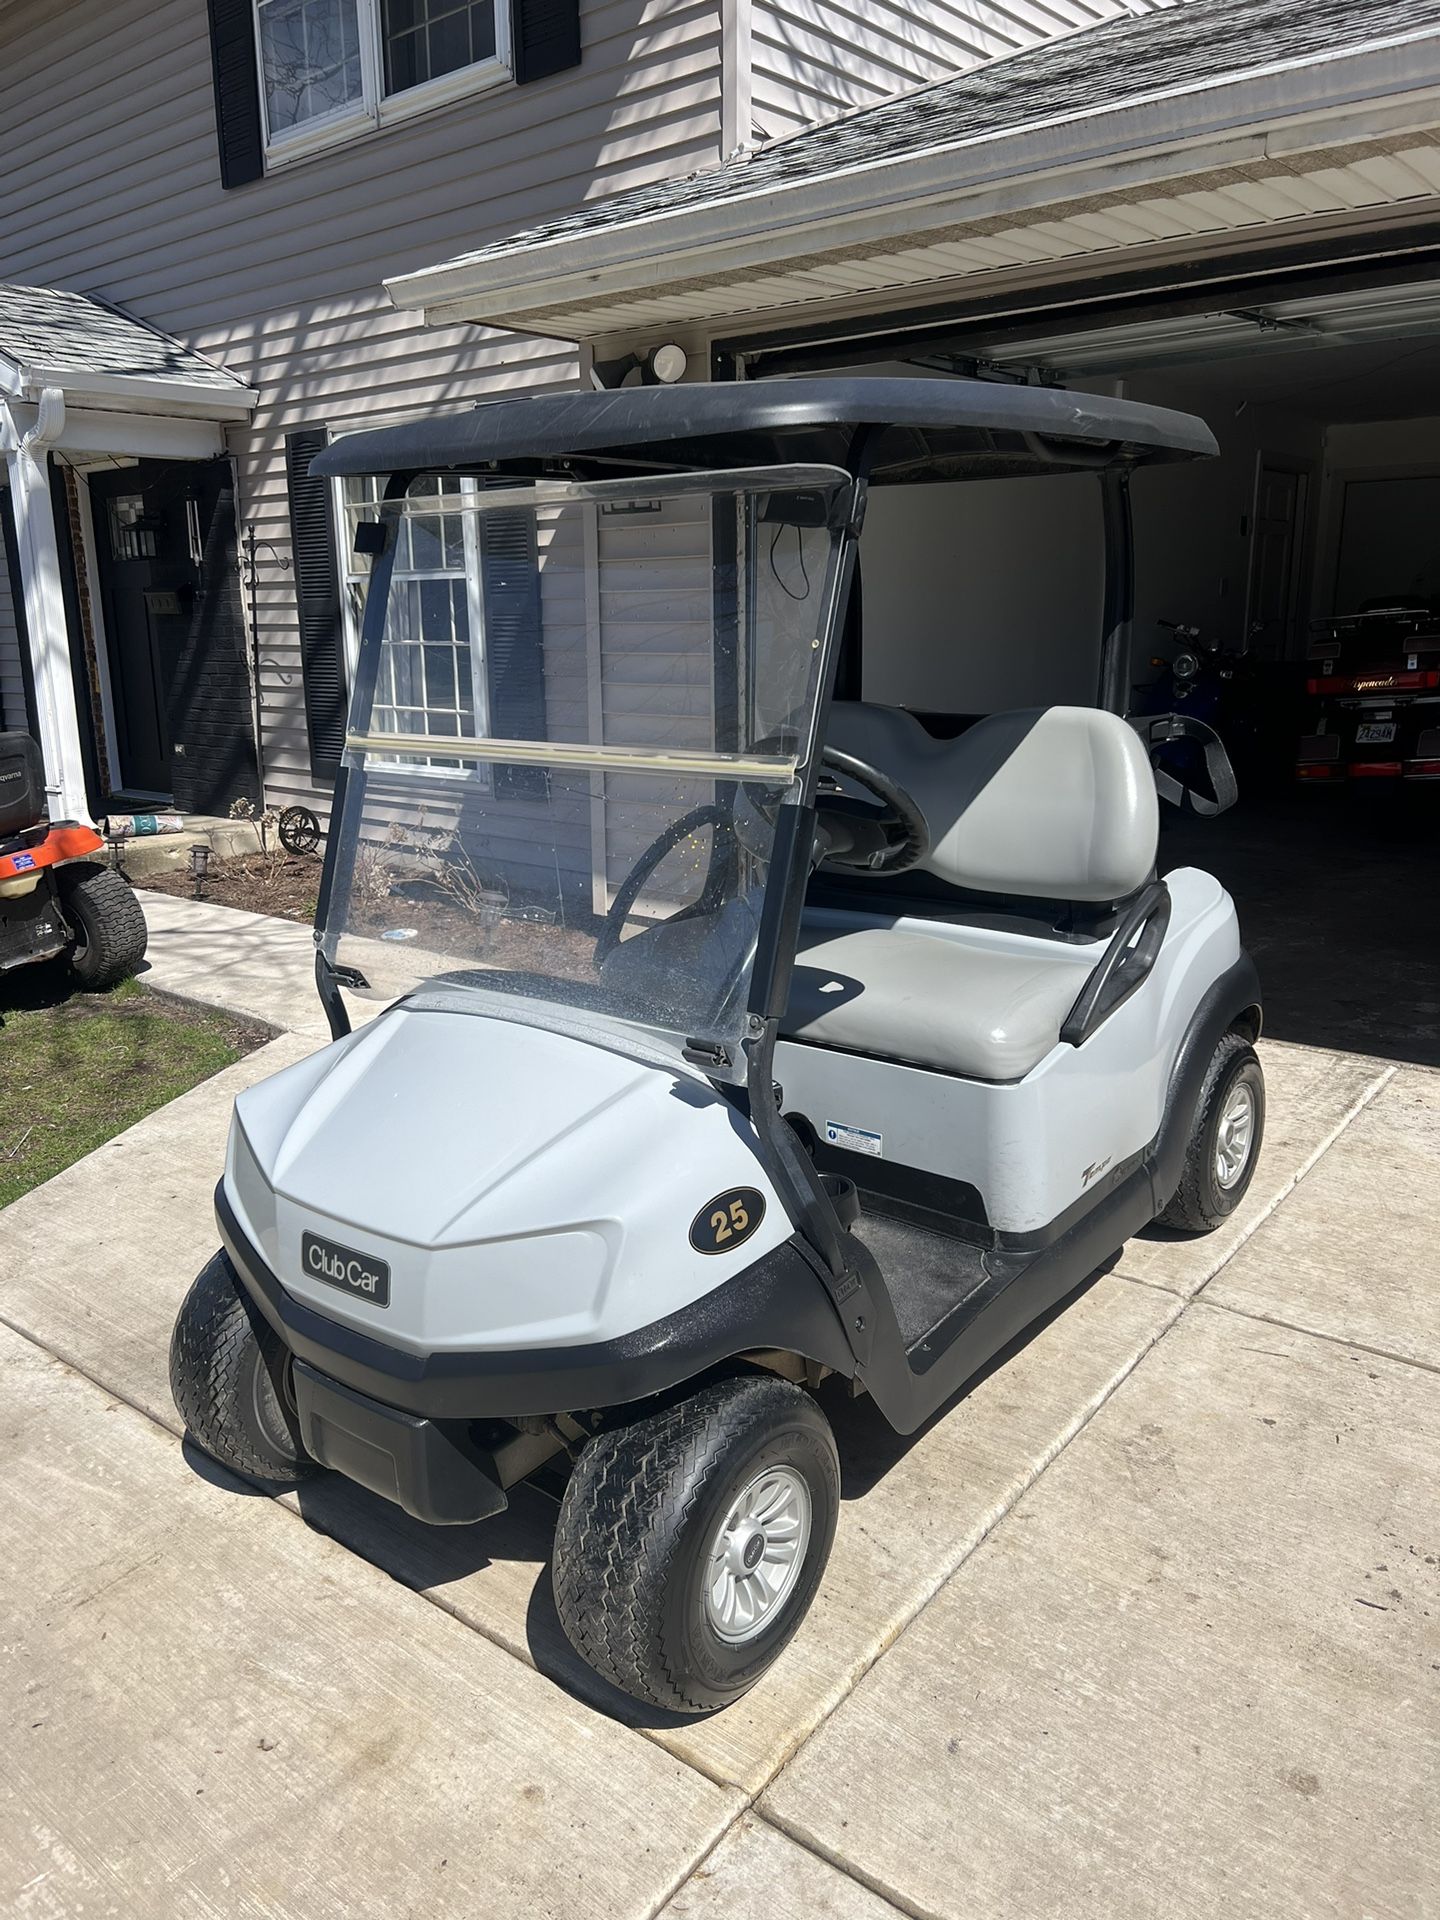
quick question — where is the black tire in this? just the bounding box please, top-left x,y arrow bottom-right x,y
552,1374 -> 839,1714
1157,1030 -> 1266,1233
169,1250 -> 313,1486
57,862 -> 147,989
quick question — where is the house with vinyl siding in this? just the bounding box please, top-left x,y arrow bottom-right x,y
0,0 -> 1179,898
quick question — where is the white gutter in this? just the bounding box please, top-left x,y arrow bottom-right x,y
0,355 -> 256,419
19,367 -> 258,417
387,25 -> 1440,332
1,400 -> 229,462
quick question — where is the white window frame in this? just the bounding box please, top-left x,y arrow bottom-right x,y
334,471 -> 491,783
255,0 -> 512,168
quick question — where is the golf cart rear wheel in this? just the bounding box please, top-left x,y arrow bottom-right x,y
553,1375 -> 839,1714
57,862 -> 147,989
1158,1030 -> 1265,1233
169,1250 -> 313,1486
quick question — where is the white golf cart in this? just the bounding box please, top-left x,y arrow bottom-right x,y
170,379 -> 1263,1713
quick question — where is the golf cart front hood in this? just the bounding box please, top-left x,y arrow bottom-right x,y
223,1006 -> 789,1354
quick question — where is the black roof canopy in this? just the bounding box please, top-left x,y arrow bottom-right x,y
311,377 -> 1217,486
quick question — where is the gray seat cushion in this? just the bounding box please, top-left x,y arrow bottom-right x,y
826,703 -> 1159,903
785,925 -> 1096,1081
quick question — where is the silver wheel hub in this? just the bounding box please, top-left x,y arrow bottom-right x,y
704,1464 -> 812,1645
1215,1080 -> 1256,1190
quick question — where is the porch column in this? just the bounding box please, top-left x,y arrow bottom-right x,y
1,389 -> 93,824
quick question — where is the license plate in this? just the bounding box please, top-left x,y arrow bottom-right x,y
301,1230 -> 391,1307
1356,722 -> 1396,744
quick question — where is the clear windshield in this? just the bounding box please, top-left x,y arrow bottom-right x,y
322,466 -> 853,1077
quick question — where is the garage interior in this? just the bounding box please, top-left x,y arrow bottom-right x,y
748,259 -> 1440,1071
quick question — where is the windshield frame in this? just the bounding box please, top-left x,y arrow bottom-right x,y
314,460 -> 865,1075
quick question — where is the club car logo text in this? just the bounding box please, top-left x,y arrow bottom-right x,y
301,1231 -> 391,1307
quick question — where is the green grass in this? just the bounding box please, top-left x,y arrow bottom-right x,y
0,976 -> 269,1209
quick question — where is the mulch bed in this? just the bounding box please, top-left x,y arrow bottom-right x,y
137,851 -> 603,979
350,884 -> 602,983
138,852 -> 321,925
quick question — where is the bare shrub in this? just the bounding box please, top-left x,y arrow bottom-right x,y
228,798 -> 291,897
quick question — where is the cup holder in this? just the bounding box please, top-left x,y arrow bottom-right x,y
818,1171 -> 861,1226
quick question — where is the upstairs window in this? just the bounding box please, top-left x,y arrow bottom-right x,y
255,0 -> 509,159
382,0 -> 498,93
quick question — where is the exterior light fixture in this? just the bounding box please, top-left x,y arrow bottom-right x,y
647,343 -> 687,384
589,344 -> 689,390
190,842 -> 211,895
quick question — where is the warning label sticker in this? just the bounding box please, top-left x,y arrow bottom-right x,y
825,1119 -> 883,1159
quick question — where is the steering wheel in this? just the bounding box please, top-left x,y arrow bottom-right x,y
593,746 -> 930,969
595,802 -> 730,967
814,746 -> 929,875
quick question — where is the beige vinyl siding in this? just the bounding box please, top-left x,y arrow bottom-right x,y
0,504 -> 25,732
593,495 -> 716,905
530,502 -> 602,898
0,0 -> 725,817
749,0 -> 1184,139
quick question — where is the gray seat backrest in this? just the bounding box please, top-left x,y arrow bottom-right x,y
826,702 -> 1159,903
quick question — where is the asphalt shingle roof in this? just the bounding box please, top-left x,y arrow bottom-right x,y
0,283 -> 247,391
433,0 -> 1437,272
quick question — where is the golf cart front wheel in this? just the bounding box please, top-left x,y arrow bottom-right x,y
1158,1029 -> 1265,1233
57,862 -> 147,989
553,1374 -> 840,1714
169,1250 -> 313,1487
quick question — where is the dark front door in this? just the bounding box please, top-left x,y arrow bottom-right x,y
89,462 -> 198,795
89,459 -> 258,815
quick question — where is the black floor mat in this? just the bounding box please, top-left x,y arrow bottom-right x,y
850,1212 -> 990,1350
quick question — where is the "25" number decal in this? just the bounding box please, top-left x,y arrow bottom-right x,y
689,1187 -> 766,1255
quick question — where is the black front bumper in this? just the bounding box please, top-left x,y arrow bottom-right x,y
216,1181 -> 854,1425
290,1360 -> 508,1525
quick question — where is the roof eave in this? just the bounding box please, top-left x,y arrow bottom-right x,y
384,27 -> 1440,341
0,359 -> 256,421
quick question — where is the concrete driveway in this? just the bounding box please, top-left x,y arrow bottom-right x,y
0,896 -> 1435,1917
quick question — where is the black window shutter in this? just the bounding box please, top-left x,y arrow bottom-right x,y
208,0 -> 265,188
285,430 -> 347,785
512,0 -> 581,84
480,509 -> 546,797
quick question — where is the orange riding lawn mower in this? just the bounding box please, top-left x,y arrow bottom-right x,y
0,731 -> 148,991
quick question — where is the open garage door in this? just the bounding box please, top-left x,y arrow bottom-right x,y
756,262 -> 1440,1068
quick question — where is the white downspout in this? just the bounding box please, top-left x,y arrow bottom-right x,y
1,386 -> 94,825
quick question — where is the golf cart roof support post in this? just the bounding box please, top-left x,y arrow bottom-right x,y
315,945 -> 350,1042
745,433 -> 874,1033
748,800 -> 819,1023
1099,470 -> 1135,717
740,439 -> 877,1312
312,469 -> 413,1031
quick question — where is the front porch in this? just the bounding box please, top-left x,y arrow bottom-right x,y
0,283 -> 257,828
